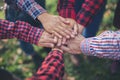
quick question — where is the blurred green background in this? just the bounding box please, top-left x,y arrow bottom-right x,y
0,0 -> 120,80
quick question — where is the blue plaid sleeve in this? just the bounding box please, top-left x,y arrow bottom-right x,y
15,0 -> 47,19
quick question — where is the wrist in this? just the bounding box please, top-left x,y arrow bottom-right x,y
80,37 -> 87,53
37,12 -> 49,23
78,24 -> 84,34
52,48 -> 63,53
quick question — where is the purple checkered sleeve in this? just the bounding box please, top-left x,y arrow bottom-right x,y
15,0 -> 47,19
0,19 -> 43,45
80,30 -> 120,60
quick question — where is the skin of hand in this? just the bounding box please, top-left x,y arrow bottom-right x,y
37,13 -> 75,39
37,31 -> 57,48
56,18 -> 84,47
77,24 -> 84,34
65,18 -> 84,34
60,34 -> 85,54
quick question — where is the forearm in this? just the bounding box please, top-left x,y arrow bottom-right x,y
80,30 -> 120,60
76,0 -> 105,26
15,0 -> 47,19
0,19 -> 43,45
30,50 -> 64,80
58,0 -> 105,27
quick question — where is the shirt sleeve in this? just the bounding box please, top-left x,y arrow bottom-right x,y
76,0 -> 104,26
57,0 -> 104,27
0,19 -> 43,45
15,0 -> 47,19
80,30 -> 120,60
57,0 -> 76,19
30,50 -> 64,80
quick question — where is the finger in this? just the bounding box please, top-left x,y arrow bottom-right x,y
73,23 -> 78,35
57,38 -> 62,47
59,16 -> 70,24
62,37 -> 67,44
59,26 -> 72,38
38,43 -> 54,48
42,31 -> 53,38
54,27 -> 70,39
54,36 -> 58,43
40,37 -> 56,43
59,23 -> 75,38
52,31 -> 62,38
60,45 -> 70,53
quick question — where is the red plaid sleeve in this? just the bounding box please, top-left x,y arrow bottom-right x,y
57,0 -> 76,19
30,50 -> 64,80
76,0 -> 104,26
57,0 -> 104,27
0,19 -> 43,45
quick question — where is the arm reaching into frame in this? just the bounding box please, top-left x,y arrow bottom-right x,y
15,0 -> 76,39
27,50 -> 64,80
0,19 -> 57,48
61,30 -> 120,60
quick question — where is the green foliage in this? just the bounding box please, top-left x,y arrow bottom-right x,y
46,0 -> 58,14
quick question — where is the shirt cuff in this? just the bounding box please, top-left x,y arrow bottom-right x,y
27,2 -> 47,19
28,28 -> 44,45
80,38 -> 93,55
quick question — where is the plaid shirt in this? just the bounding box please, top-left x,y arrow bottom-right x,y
0,19 -> 43,45
29,50 -> 64,80
15,0 -> 47,19
81,30 -> 120,60
57,0 -> 104,27
0,19 -> 64,80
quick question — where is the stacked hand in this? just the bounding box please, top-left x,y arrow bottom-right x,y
38,13 -> 76,39
37,14 -> 85,54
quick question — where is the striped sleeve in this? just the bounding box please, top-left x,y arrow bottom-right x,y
80,30 -> 120,60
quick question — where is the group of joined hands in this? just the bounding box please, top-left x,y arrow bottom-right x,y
36,13 -> 85,54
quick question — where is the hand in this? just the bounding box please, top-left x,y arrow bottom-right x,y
55,18 -> 81,47
77,24 -> 84,34
55,18 -> 84,47
37,31 -> 57,48
37,13 -> 74,39
65,18 -> 84,34
60,34 -> 85,54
